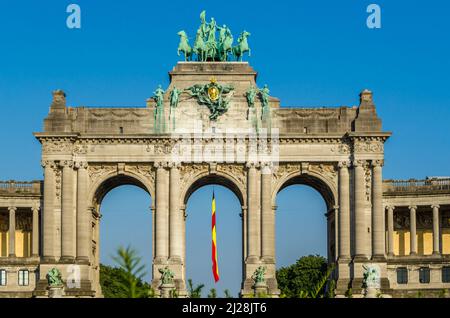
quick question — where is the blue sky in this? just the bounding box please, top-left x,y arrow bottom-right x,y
0,1 -> 449,296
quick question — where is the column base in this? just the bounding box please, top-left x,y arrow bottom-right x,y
245,255 -> 260,263
353,255 -> 369,262
261,256 -> 275,264
168,256 -> 183,264
8,253 -> 16,258
154,256 -> 169,265
432,251 -> 441,256
409,252 -> 417,256
41,256 -> 57,263
371,254 -> 386,262
60,256 -> 76,263
75,256 -> 90,264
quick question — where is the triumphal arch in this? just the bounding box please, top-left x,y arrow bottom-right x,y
1,11 -> 449,298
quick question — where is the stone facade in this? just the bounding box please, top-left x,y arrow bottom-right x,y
0,62 -> 449,297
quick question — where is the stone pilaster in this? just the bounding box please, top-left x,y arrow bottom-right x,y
61,160 -> 75,261
386,206 -> 395,256
409,205 -> 417,255
338,161 -> 350,259
246,162 -> 259,263
8,207 -> 16,257
42,160 -> 56,261
155,161 -> 169,263
31,206 -> 40,257
353,160 -> 367,260
76,161 -> 90,262
336,161 -> 351,292
261,163 -> 274,263
169,162 -> 182,263
432,204 -> 440,255
371,160 -> 385,259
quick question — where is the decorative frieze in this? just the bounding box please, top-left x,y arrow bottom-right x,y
41,138 -> 74,154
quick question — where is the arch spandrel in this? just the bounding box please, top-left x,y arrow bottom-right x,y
87,164 -> 155,206
180,163 -> 246,207
271,162 -> 338,210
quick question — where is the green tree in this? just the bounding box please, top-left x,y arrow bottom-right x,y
109,245 -> 150,298
207,288 -> 217,298
223,289 -> 233,298
276,255 -> 331,298
100,264 -> 153,298
187,279 -> 205,298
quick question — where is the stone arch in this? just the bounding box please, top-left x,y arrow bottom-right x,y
88,169 -> 155,208
87,168 -> 155,297
180,167 -> 246,207
271,168 -> 337,210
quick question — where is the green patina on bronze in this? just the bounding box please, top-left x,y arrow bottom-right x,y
186,79 -> 234,121
153,85 -> 165,133
177,10 -> 251,62
159,266 -> 175,285
47,268 -> 63,287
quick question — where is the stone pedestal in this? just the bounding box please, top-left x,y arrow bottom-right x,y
253,282 -> 268,297
48,286 -> 64,298
364,287 -> 379,298
160,283 -> 176,298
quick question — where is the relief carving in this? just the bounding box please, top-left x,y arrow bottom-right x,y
88,164 -> 116,185
365,164 -> 372,202
216,164 -> 246,189
126,165 -> 155,184
42,139 -> 73,154
354,140 -> 384,153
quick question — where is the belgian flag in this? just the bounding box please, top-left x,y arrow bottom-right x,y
211,191 -> 220,282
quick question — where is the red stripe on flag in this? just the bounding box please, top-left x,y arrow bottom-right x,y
212,192 -> 220,282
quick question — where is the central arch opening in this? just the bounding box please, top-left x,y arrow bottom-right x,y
184,175 -> 243,298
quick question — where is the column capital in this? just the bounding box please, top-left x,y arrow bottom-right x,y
246,161 -> 259,169
385,205 -> 395,211
154,161 -> 169,169
261,161 -> 273,175
352,159 -> 366,167
431,204 -> 440,209
31,206 -> 40,213
60,160 -> 74,168
371,159 -> 384,167
74,161 -> 88,169
408,205 -> 417,211
338,161 -> 350,169
168,161 -> 181,169
41,160 -> 56,169
8,206 -> 17,213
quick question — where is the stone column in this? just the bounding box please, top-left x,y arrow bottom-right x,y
42,160 -> 56,261
246,162 -> 259,263
169,162 -> 182,263
261,163 -> 274,263
371,160 -> 385,259
155,162 -> 169,263
8,207 -> 16,257
386,206 -> 395,256
76,162 -> 89,261
31,207 -> 40,257
432,204 -> 440,255
409,205 -> 417,255
354,160 -> 367,259
61,160 -> 75,261
338,161 -> 350,259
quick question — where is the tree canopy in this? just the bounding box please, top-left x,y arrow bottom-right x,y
276,255 -> 330,298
